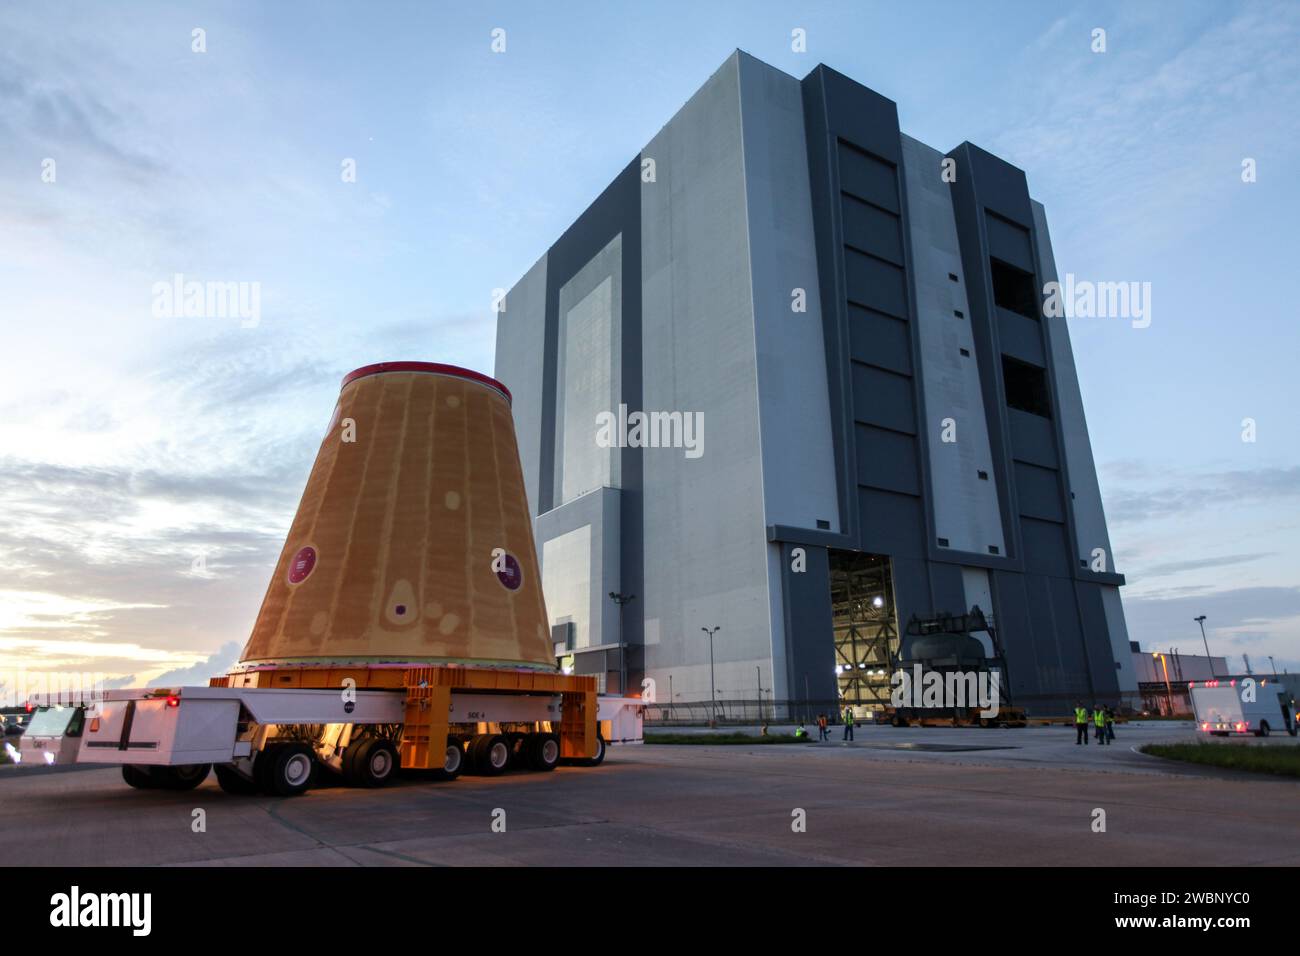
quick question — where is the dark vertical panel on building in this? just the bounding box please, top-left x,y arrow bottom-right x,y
1074,582 -> 1120,697
947,142 -> 1125,710
928,562 -> 966,617
801,74 -> 859,541
1023,575 -> 1066,695
801,65 -> 939,636
991,571 -> 1038,705
539,157 -> 644,670
857,488 -> 925,560
617,161 -> 645,666
891,557 -> 935,626
781,544 -> 837,703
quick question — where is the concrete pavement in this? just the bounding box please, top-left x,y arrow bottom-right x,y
651,720 -> 1300,775
2,724 -> 1297,866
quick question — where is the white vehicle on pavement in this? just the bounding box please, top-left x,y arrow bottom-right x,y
1189,679 -> 1297,737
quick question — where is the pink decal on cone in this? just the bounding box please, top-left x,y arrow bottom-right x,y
288,546 -> 317,584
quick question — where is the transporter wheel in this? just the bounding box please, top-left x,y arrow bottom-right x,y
527,733 -> 561,772
433,739 -> 464,780
340,737 -> 369,785
1257,722 -> 1271,738
471,734 -> 511,776
157,763 -> 211,790
567,733 -> 606,767
466,733 -> 490,772
122,765 -> 157,789
214,763 -> 259,795
264,743 -> 315,797
351,738 -> 398,787
253,744 -> 281,792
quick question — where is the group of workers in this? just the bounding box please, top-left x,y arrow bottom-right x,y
1073,702 -> 1116,744
789,703 -> 1119,745
792,707 -> 857,742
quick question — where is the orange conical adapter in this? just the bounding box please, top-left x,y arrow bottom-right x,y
239,362 -> 555,670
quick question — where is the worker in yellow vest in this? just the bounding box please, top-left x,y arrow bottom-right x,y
842,706 -> 855,742
1094,705 -> 1108,745
1074,701 -> 1089,745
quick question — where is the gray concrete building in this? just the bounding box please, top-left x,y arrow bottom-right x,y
493,51 -> 1137,717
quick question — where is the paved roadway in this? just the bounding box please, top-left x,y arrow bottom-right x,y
2,722 -> 1297,866
653,719 -> 1300,771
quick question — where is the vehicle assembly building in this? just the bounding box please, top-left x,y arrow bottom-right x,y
494,51 -> 1137,716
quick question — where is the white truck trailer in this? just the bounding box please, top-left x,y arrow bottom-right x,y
17,680 -> 643,796
1189,679 -> 1296,738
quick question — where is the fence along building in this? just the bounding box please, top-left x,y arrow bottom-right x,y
493,50 -> 1138,718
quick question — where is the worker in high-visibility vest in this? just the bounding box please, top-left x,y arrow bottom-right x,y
1074,702 -> 1089,745
842,706 -> 856,742
1094,705 -> 1108,745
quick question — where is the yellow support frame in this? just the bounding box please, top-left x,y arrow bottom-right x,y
214,663 -> 601,768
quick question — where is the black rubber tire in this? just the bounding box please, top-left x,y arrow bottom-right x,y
1258,722 -> 1271,738
527,733 -> 561,772
351,738 -> 398,787
253,744 -> 282,793
467,733 -> 491,772
122,765 -> 157,789
214,763 -> 259,795
340,737 -> 369,786
433,739 -> 464,781
472,734 -> 511,776
264,743 -> 314,797
156,763 -> 211,790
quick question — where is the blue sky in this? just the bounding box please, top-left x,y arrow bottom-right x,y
1,0 -> 1297,688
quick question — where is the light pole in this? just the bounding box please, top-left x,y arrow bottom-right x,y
1153,652 -> 1173,715
609,592 -> 636,695
702,626 -> 720,728
1194,615 -> 1213,676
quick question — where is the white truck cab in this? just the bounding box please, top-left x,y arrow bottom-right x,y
15,704 -> 86,766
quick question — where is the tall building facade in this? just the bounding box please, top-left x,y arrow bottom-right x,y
494,51 -> 1137,716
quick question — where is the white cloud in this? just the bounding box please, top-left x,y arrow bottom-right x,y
147,641 -> 242,688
